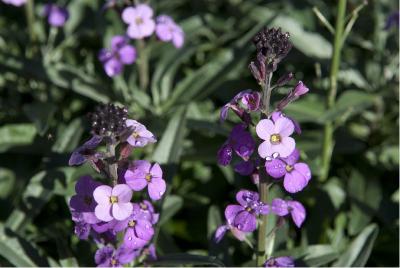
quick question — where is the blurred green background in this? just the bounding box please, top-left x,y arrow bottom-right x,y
0,0 -> 398,266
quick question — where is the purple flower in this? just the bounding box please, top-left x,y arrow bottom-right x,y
277,81 -> 309,111
264,256 -> 295,267
122,4 -> 155,39
43,4 -> 69,27
385,11 -> 399,30
234,160 -> 255,176
265,149 -> 311,193
99,36 -> 136,77
113,204 -> 154,249
93,184 -> 133,222
1,0 -> 25,6
70,210 -> 91,240
69,175 -> 102,224
217,124 -> 255,166
155,15 -> 184,48
224,190 -> 269,232
125,119 -> 156,147
256,117 -> 295,158
214,224 -> 246,243
241,91 -> 261,111
271,198 -> 306,228
220,90 -> 260,122
69,136 -> 103,166
271,111 -> 301,134
95,246 -> 138,267
124,160 -> 166,200
138,200 -> 159,224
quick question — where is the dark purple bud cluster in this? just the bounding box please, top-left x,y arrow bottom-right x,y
88,104 -> 129,137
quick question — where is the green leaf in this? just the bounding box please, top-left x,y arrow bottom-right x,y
149,253 -> 224,267
323,177 -> 346,210
333,224 -> 379,267
207,205 -> 222,239
0,224 -> 48,266
23,102 -> 56,136
300,245 -> 339,266
283,95 -> 325,123
158,195 -> 183,226
51,118 -> 84,153
0,124 -> 37,152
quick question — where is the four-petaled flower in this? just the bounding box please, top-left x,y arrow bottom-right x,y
99,35 -> 136,77
271,198 -> 306,228
256,116 -> 295,158
122,4 -> 155,39
126,119 -> 157,147
124,160 -> 166,200
94,184 -> 133,222
95,246 -> 138,267
265,149 -> 311,193
155,15 -> 184,48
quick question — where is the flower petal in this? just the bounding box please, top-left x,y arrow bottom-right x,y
95,204 -> 113,222
256,119 -> 274,140
274,117 -> 294,137
122,7 -> 137,24
287,201 -> 306,227
277,137 -> 295,158
123,228 -> 148,249
236,190 -> 259,206
258,140 -> 273,158
135,220 -> 154,241
271,198 -> 289,216
148,178 -> 166,200
283,148 -> 300,166
150,163 -> 163,179
119,45 -> 136,64
233,211 -> 256,232
136,4 -> 153,19
112,203 -> 133,221
294,162 -> 311,182
214,225 -> 228,243
283,170 -> 308,193
126,177 -> 148,191
224,205 -> 243,225
265,158 -> 286,179
112,184 -> 132,202
93,185 -> 112,205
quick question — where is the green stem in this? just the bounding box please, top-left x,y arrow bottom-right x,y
106,140 -> 118,185
25,0 -> 36,55
137,39 -> 149,90
256,72 -> 272,266
320,0 -> 347,182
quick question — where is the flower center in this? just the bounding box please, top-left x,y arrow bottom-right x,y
145,173 -> 152,182
245,207 -> 253,212
128,220 -> 136,227
111,258 -> 117,266
132,131 -> 139,138
109,196 -> 118,204
270,134 -> 281,145
135,17 -> 143,25
140,203 -> 148,210
285,165 -> 294,172
84,196 -> 92,205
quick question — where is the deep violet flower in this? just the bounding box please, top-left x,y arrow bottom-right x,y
234,160 -> 255,176
93,184 -> 133,222
155,15 -> 184,48
264,256 -> 295,267
43,4 -> 69,27
70,210 -> 92,240
124,160 -> 166,200
125,119 -> 156,147
1,0 -> 25,6
271,198 -> 306,228
69,136 -> 103,166
256,116 -> 296,158
99,36 -> 136,77
265,149 -> 311,193
113,204 -> 154,249
122,4 -> 155,39
217,124 -> 255,166
95,246 -> 138,267
384,11 -> 399,30
220,90 -> 261,122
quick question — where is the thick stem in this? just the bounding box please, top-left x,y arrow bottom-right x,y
320,0 -> 347,181
256,72 -> 273,266
106,139 -> 118,186
25,0 -> 36,56
137,39 -> 149,90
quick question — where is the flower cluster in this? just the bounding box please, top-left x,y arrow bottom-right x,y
100,2 -> 184,77
215,27 -> 312,266
68,103 -> 165,266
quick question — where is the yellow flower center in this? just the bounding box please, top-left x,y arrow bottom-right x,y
132,131 -> 139,138
135,17 -> 143,25
145,173 -> 152,182
128,220 -> 136,227
285,165 -> 294,172
109,196 -> 118,204
245,207 -> 252,212
140,203 -> 148,210
270,134 -> 281,145
111,259 -> 117,266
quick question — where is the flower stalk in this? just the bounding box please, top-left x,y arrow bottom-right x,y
137,39 -> 149,90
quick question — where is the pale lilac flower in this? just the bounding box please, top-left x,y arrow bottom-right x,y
113,203 -> 154,249
124,160 -> 166,200
271,198 -> 306,228
264,256 -> 295,267
122,4 -> 155,39
256,117 -> 296,158
224,190 -> 269,233
69,135 -> 103,166
99,36 -> 136,77
69,175 -> 102,224
155,15 -> 184,48
1,0 -> 26,6
95,246 -> 138,267
93,184 -> 133,222
265,149 -> 311,193
43,4 -> 69,27
125,119 -> 156,147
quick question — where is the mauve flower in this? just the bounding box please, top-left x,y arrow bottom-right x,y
125,119 -> 156,147
256,117 -> 295,158
1,0 -> 25,6
214,223 -> 246,243
220,90 -> 260,122
264,256 -> 295,267
99,36 -> 136,77
271,111 -> 301,134
95,246 -> 138,267
265,149 -> 311,193
93,184 -> 133,222
69,135 -> 103,166
155,15 -> 184,48
277,81 -> 309,111
138,200 -> 159,224
122,4 -> 155,39
113,204 -> 154,249
224,190 -> 269,232
271,198 -> 306,228
69,175 -> 102,224
217,124 -> 255,166
70,210 -> 91,240
43,4 -> 69,27
124,160 -> 166,200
